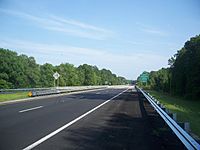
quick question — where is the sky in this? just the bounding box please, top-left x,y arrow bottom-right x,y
0,0 -> 200,79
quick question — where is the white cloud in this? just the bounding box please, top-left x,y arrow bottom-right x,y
136,22 -> 169,36
0,39 -> 169,79
0,9 -> 114,40
126,41 -> 144,45
49,15 -> 110,33
141,28 -> 168,36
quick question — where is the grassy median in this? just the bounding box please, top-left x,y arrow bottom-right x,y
0,92 -> 29,102
147,90 -> 200,138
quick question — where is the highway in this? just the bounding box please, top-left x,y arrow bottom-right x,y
0,86 -> 184,150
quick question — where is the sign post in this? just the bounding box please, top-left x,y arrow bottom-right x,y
53,72 -> 60,87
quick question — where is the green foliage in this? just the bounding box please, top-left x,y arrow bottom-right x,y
0,48 -> 129,88
137,71 -> 150,88
137,34 -> 200,100
0,92 -> 28,102
39,63 -> 55,87
56,63 -> 80,86
148,68 -> 171,93
171,35 -> 200,99
78,64 -> 97,85
148,90 -> 200,137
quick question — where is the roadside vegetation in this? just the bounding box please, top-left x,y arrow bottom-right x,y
137,34 -> 200,137
0,92 -> 28,102
0,48 -> 130,89
138,34 -> 200,100
147,90 -> 200,137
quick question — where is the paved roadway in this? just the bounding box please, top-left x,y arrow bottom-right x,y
0,86 -> 184,150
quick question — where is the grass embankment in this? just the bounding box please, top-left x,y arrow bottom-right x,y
147,90 -> 200,137
0,92 -> 29,102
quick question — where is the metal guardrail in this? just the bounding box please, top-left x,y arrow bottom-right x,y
29,86 -> 108,97
0,86 -> 109,93
0,85 -> 125,97
0,87 -> 51,93
31,89 -> 61,97
137,87 -> 200,150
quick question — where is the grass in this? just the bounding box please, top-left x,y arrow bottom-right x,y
0,92 -> 29,102
147,90 -> 200,138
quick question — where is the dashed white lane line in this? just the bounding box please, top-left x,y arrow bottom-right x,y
22,87 -> 130,150
19,106 -> 43,113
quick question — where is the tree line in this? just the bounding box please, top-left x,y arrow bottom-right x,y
0,48 -> 129,89
137,35 -> 200,100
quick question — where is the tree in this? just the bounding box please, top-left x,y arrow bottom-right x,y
137,34 -> 200,100
56,63 -> 79,86
171,35 -> 200,99
40,63 -> 55,87
78,64 -> 97,85
0,48 -> 128,88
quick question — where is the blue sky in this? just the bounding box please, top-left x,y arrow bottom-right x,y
0,0 -> 200,79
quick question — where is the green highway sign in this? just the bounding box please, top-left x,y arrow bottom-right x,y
138,71 -> 149,83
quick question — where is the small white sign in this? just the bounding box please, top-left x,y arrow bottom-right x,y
53,72 -> 60,80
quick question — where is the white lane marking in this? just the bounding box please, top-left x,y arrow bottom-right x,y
22,87 -> 130,150
19,106 -> 43,113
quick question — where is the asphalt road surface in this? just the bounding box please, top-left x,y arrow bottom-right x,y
0,86 -> 184,150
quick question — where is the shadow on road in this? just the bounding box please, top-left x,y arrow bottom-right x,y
62,113 -> 153,150
60,90 -> 184,150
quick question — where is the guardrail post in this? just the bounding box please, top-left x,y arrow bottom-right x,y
184,122 -> 191,133
137,86 -> 200,149
172,113 -> 177,121
178,122 -> 190,133
161,106 -> 166,112
169,113 -> 177,121
165,108 -> 170,114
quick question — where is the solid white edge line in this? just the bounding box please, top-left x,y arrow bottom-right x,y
22,87 -> 130,150
19,106 -> 43,113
